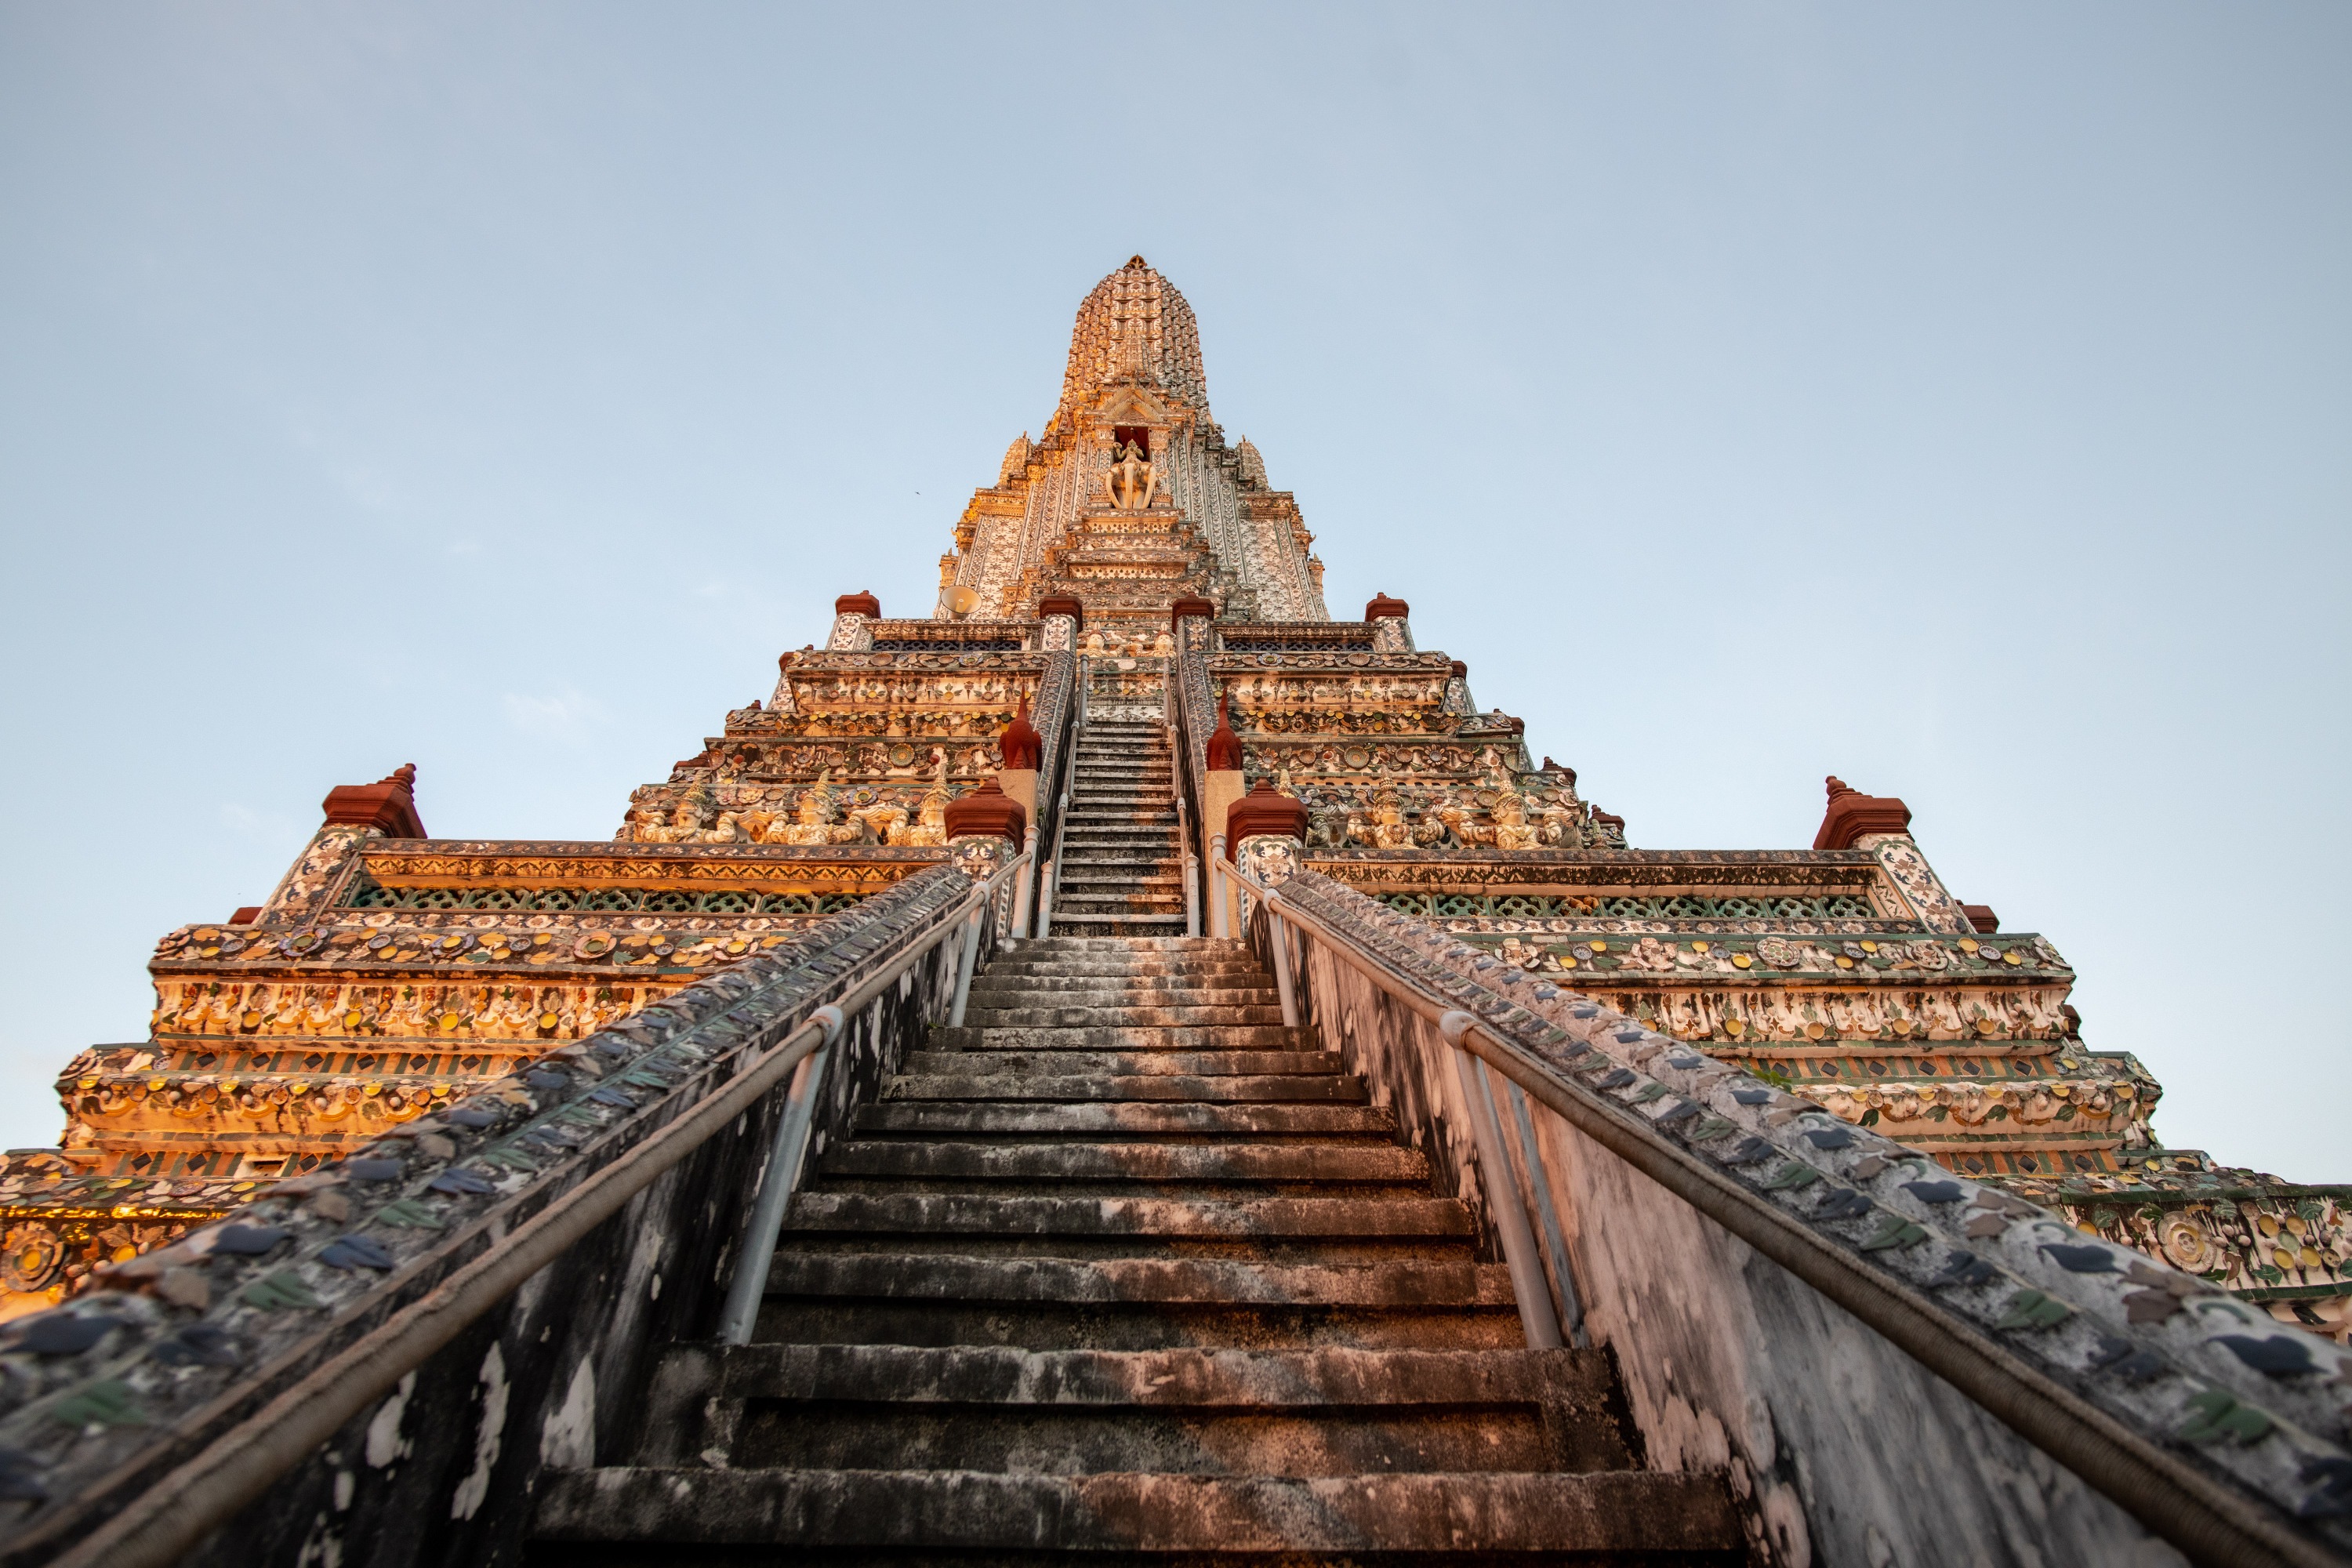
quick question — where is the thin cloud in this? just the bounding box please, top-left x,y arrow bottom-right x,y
502,687 -> 607,745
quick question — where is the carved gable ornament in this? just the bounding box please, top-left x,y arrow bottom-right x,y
1092,383 -> 1174,426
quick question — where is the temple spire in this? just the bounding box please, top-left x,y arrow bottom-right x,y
1057,255 -> 1210,421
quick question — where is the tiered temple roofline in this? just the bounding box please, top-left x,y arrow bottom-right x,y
5,256 -> 2342,1346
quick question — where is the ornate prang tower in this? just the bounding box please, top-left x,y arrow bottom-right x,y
3,256 -> 2344,1343
944,256 -> 1326,632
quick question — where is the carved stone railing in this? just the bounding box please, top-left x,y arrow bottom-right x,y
1244,864 -> 2352,1567
863,619 -> 1031,651
0,847 -> 1023,1568
1214,621 -> 1376,652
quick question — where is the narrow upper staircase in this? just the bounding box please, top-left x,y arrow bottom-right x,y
532,937 -> 1744,1563
1050,710 -> 1188,937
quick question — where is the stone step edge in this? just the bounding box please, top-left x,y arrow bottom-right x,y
530,1468 -> 1742,1552
707,1344 -> 1594,1406
763,1254 -> 1515,1307
782,1193 -> 1469,1240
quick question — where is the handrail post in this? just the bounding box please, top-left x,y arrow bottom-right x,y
1011,826 -> 1036,938
716,1004 -> 844,1345
1183,851 -> 1200,937
947,906 -> 985,1028
1267,909 -> 1301,1029
1499,1070 -> 1588,1347
1208,834 -> 1229,938
1440,1011 -> 1563,1349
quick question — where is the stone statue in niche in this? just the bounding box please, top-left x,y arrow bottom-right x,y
1490,786 -> 1540,851
633,785 -> 752,844
898,757 -> 953,846
1102,439 -> 1161,510
779,771 -> 862,845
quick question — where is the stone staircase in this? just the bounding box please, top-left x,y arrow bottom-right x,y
1049,713 -> 1188,937
532,937 -> 1745,1563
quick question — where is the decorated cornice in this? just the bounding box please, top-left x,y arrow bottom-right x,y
352,840 -> 944,889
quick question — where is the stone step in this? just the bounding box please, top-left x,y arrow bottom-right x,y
709,1345 -> 1630,1476
982,947 -> 1259,964
964,977 -> 1276,1000
532,1468 -> 1740,1555
960,992 -> 1279,1014
766,1252 -> 1518,1310
818,1138 -> 1430,1187
929,1024 -> 1315,1051
1049,866 -> 1184,876
974,960 -> 1265,981
1012,938 -> 1244,951
884,1072 -> 1367,1104
1044,910 -> 1191,923
710,1342 -> 1600,1414
960,1004 -> 1290,1027
1046,907 -> 1189,920
901,1050 -> 1333,1076
852,1101 -> 1391,1137
782,1194 -> 1468,1242
1046,893 -> 1186,908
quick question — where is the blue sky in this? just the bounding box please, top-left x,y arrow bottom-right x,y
2,4 -> 2346,1177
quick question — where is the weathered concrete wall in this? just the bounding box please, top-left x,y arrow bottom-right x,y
1515,1095 -> 2187,1567
1281,908 -> 2195,1568
179,892 -> 989,1568
0,861 -> 1007,1568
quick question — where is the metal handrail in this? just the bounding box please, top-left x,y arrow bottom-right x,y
1214,848 -> 1558,1349
1166,714 -> 1201,937
1038,655 -> 1086,937
717,843 -> 1027,1344
67,846 -> 1034,1568
1022,652 -> 1078,938
1236,855 -> 2342,1568
1170,642 -> 1216,877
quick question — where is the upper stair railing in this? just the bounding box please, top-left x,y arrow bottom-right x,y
1019,648 -> 1078,938
1035,654 -> 1087,938
1211,848 -> 2352,1568
2,843 -> 1033,1568
1170,636 -> 1217,889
